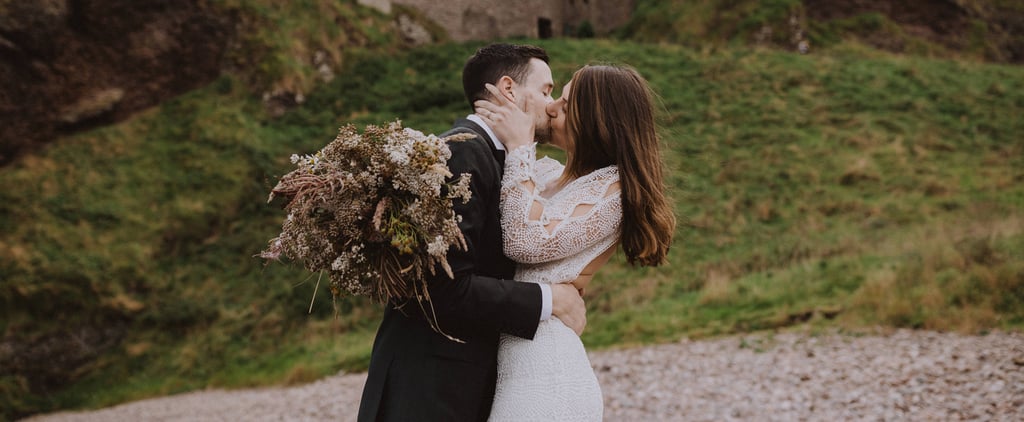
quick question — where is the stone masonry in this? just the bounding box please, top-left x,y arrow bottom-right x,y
360,0 -> 635,41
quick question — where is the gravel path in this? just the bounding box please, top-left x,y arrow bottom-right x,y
22,329 -> 1024,421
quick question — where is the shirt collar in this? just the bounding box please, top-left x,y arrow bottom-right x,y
466,114 -> 505,151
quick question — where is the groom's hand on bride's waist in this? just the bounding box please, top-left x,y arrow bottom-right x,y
551,283 -> 587,336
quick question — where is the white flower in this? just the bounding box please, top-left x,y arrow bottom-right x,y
404,127 -> 425,138
427,235 -> 447,256
389,150 -> 410,165
331,256 -> 348,271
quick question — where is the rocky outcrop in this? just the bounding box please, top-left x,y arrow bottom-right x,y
0,0 -> 236,164
379,0 -> 635,42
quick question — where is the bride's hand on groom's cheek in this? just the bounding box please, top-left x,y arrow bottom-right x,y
474,83 -> 534,150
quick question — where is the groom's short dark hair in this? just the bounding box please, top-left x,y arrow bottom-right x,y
462,43 -> 549,110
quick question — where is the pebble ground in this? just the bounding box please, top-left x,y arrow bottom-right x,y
22,329 -> 1024,421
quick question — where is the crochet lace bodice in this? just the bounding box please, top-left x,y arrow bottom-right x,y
490,143 -> 617,421
500,144 -> 622,285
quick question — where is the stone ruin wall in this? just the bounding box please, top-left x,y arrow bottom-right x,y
362,0 -> 635,41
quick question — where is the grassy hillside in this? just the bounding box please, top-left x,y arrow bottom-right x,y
3,16 -> 1024,422
620,0 -> 1024,63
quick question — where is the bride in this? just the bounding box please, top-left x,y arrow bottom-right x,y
474,64 -> 676,421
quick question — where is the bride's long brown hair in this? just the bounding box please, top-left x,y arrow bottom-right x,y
563,65 -> 675,266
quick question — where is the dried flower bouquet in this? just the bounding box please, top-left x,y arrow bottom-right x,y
260,121 -> 473,337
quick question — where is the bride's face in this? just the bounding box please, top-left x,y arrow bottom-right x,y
545,81 -> 572,151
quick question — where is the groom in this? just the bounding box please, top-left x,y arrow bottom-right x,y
357,44 -> 588,421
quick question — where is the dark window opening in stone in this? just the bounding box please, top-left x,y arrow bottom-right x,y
538,17 -> 553,39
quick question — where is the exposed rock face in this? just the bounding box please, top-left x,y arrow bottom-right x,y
388,0 -> 635,41
397,13 -> 433,46
0,0 -> 236,164
357,0 -> 392,14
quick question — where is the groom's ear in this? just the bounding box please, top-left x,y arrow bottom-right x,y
495,75 -> 517,103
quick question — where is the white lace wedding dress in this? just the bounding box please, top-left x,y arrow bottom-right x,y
489,144 -> 621,422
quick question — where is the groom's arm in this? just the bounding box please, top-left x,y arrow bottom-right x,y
423,137 -> 542,339
426,273 -> 540,339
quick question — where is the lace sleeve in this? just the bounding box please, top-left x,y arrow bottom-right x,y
501,144 -> 622,264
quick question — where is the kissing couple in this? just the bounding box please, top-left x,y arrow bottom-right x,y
357,43 -> 675,421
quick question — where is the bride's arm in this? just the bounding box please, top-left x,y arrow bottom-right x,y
501,144 -> 621,264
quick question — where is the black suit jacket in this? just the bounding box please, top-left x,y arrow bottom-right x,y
357,119 -> 543,422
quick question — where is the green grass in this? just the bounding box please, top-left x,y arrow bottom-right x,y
51,322 -> 378,411
2,34 -> 1023,421
620,0 -> 802,48
620,0 -> 1024,64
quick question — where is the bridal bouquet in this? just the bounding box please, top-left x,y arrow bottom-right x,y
260,120 -> 473,336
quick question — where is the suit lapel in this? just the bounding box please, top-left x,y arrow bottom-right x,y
455,118 -> 506,168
